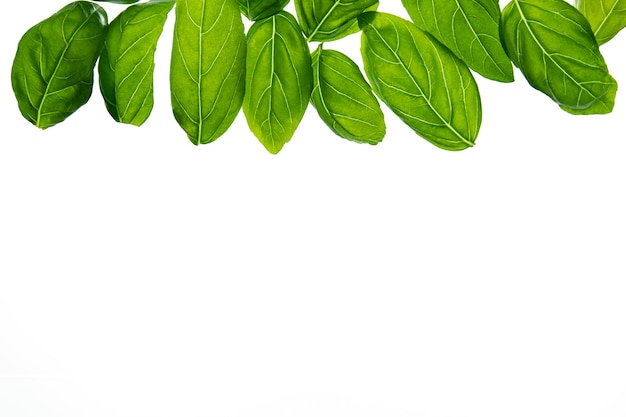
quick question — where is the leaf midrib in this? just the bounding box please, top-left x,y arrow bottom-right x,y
593,0 -> 622,41
267,15 -> 277,151
197,0 -> 206,143
307,0 -> 342,42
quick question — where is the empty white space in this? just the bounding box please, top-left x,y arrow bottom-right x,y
1,1 -> 625,416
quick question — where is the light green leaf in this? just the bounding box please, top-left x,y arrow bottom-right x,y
11,1 -> 107,129
170,0 -> 246,145
359,12 -> 481,151
93,0 -> 141,4
243,11 -> 313,154
99,0 -> 174,126
295,0 -> 378,42
501,0 -> 617,115
576,0 -> 626,45
401,0 -> 513,82
237,0 -> 289,21
311,45 -> 385,145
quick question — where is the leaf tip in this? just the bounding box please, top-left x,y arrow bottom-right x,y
264,143 -> 284,155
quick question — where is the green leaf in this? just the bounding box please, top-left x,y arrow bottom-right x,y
311,45 -> 385,145
401,0 -> 513,82
243,11 -> 313,154
11,1 -> 107,129
358,12 -> 481,151
501,0 -> 617,115
99,0 -> 174,126
237,0 -> 289,21
170,0 -> 247,145
295,0 -> 378,42
93,0 -> 141,4
576,0 -> 626,45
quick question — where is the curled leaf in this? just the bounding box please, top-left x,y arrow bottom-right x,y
99,0 -> 174,126
501,0 -> 617,115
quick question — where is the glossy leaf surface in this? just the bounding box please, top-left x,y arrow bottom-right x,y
311,45 -> 385,145
171,0 -> 246,145
359,12 -> 481,151
401,0 -> 513,82
501,0 -> 617,115
99,0 -> 174,126
295,0 -> 378,42
11,1 -> 107,129
237,0 -> 289,20
93,0 -> 140,4
576,0 -> 626,45
243,11 -> 313,154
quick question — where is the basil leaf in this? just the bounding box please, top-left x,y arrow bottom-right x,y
401,0 -> 513,83
358,12 -> 481,151
243,11 -> 313,154
501,0 -> 617,115
576,0 -> 626,45
93,0 -> 141,4
311,45 -> 385,145
99,0 -> 174,126
11,1 -> 108,129
237,0 -> 289,21
295,0 -> 378,42
170,0 -> 246,145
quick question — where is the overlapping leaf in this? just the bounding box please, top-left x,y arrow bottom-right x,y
576,0 -> 626,45
311,45 -> 385,144
501,0 -> 617,115
11,1 -> 108,129
359,12 -> 481,151
401,0 -> 513,82
99,0 -> 174,126
170,0 -> 247,145
237,0 -> 289,21
295,0 -> 378,42
243,11 -> 313,154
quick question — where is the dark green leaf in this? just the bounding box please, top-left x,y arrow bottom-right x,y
11,1 -> 108,129
243,11 -> 313,154
359,12 -> 481,151
501,0 -> 617,115
99,0 -> 174,126
311,45 -> 385,145
237,0 -> 289,21
170,0 -> 247,145
576,0 -> 626,45
401,0 -> 513,82
295,0 -> 378,42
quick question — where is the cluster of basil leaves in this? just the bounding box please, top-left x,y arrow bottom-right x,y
10,0 -> 626,153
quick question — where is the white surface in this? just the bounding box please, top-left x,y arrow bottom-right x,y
1,1 -> 625,416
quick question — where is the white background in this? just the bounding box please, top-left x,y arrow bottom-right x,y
1,1 -> 626,416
